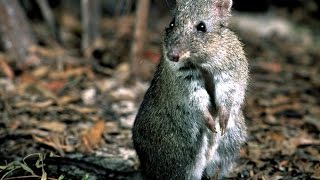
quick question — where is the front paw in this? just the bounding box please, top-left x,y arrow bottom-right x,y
218,107 -> 229,135
204,109 -> 217,133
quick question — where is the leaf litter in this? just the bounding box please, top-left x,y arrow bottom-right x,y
0,10 -> 319,180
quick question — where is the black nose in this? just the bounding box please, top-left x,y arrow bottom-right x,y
167,48 -> 180,62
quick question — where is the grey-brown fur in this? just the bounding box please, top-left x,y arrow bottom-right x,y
132,0 -> 249,179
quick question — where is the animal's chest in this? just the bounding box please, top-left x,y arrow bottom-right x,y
187,80 -> 211,112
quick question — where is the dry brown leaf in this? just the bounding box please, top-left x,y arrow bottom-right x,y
38,121 -> 66,133
260,62 -> 282,73
265,102 -> 301,115
278,160 -> 288,170
16,73 -> 37,94
67,104 -> 98,114
305,146 -> 320,159
19,72 -> 38,84
31,100 -> 54,109
41,80 -> 66,93
269,131 -> 285,144
49,67 -> 94,79
32,84 -> 58,100
18,75 -> 63,99
59,12 -> 81,31
7,120 -> 21,131
271,95 -> 291,105
57,95 -> 79,105
114,63 -> 130,83
32,134 -> 74,155
289,136 -> 320,147
28,45 -> 64,58
80,120 -> 105,152
105,121 -> 120,134
280,131 -> 320,155
109,87 -> 136,101
312,164 -> 320,179
31,66 -> 49,78
22,54 -> 41,68
0,55 -> 14,80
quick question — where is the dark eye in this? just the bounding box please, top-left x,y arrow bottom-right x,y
166,18 -> 175,33
169,20 -> 175,28
196,22 -> 207,32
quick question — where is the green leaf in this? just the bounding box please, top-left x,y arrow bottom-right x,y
18,161 -> 36,175
81,173 -> 90,180
41,170 -> 47,180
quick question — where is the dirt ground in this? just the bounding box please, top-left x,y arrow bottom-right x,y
0,6 -> 319,180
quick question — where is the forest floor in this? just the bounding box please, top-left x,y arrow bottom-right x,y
0,9 -> 319,180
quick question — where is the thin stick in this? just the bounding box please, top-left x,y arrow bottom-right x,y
130,0 -> 150,81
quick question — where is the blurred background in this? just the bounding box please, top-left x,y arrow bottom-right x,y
0,0 -> 319,179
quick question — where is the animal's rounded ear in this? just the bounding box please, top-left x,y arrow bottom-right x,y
224,0 -> 233,11
212,0 -> 233,17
